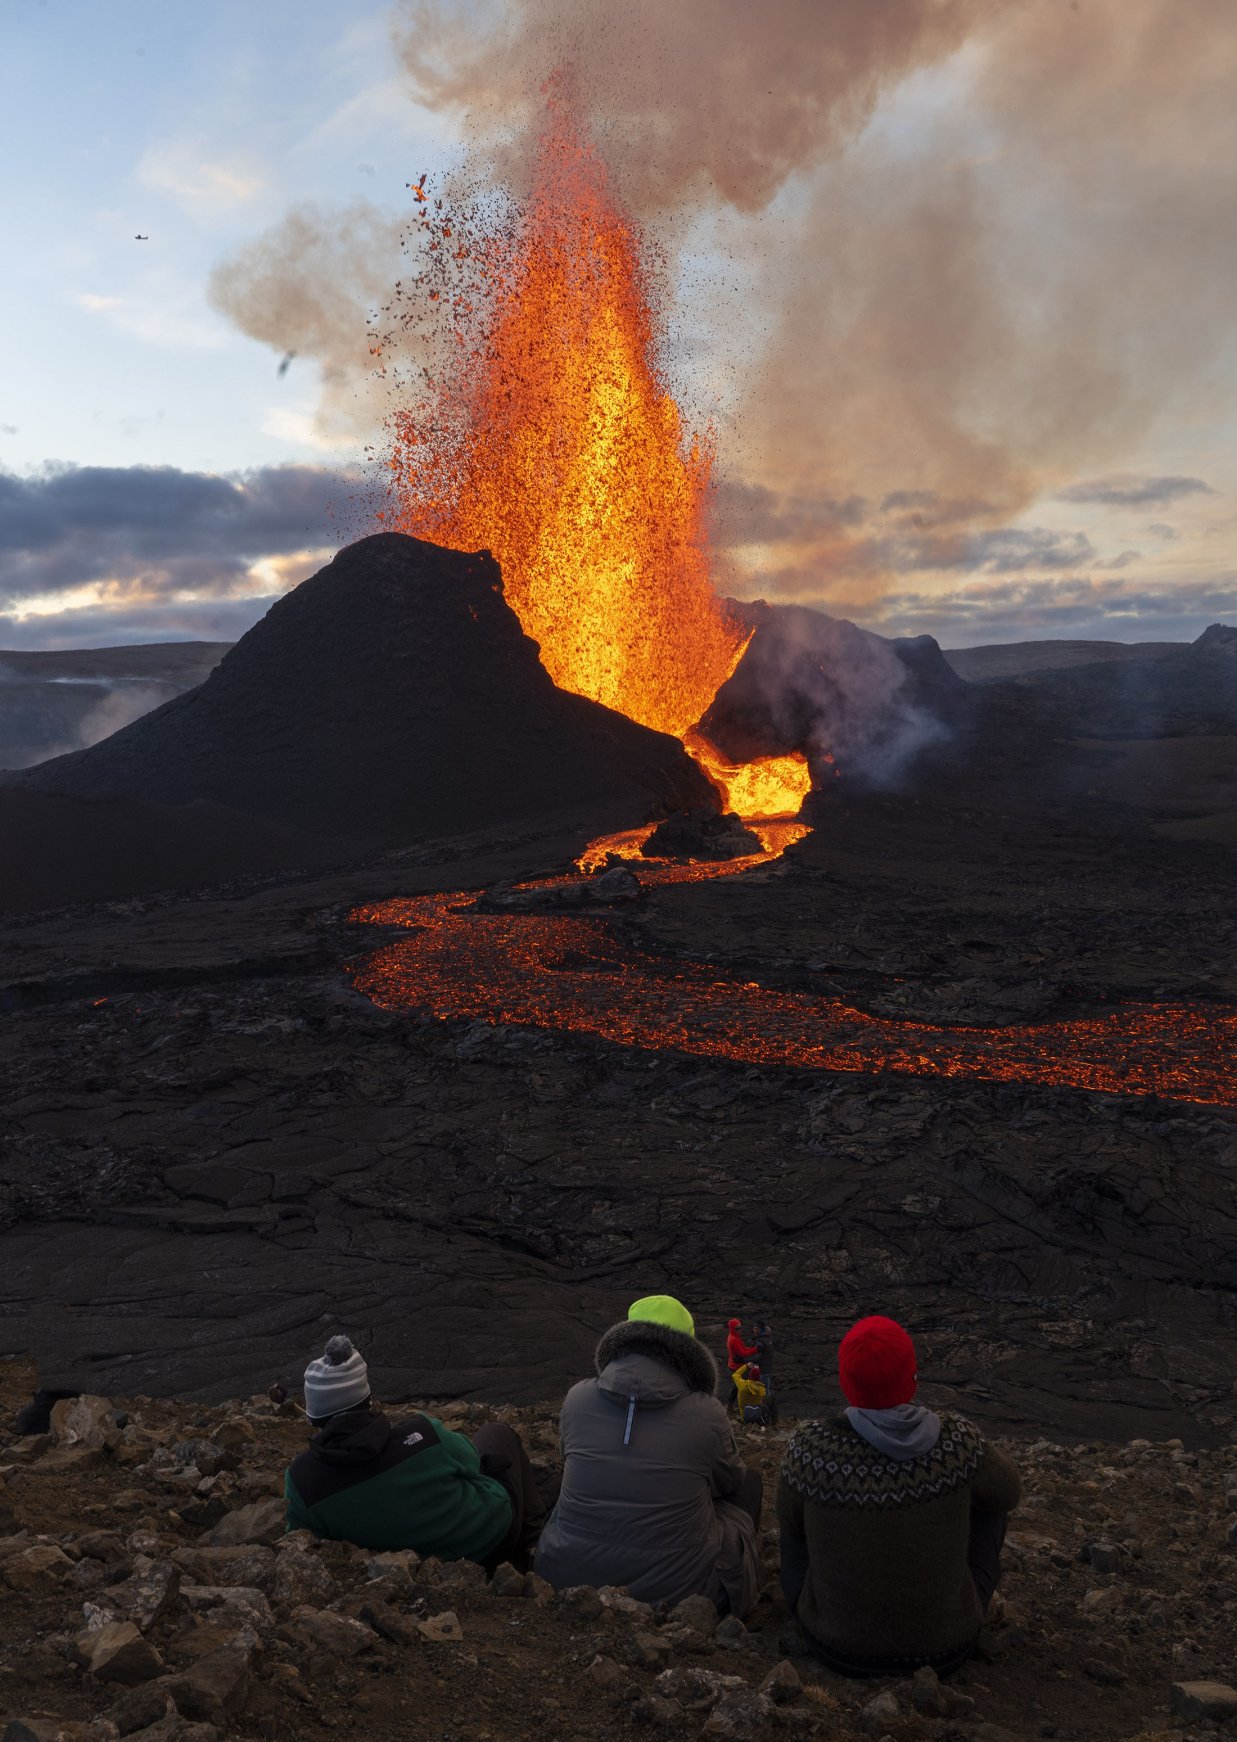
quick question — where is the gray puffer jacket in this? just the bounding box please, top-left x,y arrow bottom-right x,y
534,1319 -> 760,1615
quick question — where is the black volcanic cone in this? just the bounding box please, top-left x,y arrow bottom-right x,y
19,535 -> 714,840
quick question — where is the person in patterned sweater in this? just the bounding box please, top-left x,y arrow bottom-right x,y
777,1315 -> 1021,1678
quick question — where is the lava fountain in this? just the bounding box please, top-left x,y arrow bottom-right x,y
385,88 -> 810,821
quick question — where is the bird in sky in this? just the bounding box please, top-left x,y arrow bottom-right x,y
134,234 -> 149,241
277,351 -> 296,378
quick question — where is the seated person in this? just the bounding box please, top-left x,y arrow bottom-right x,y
535,1295 -> 763,1615
778,1315 -> 1021,1678
732,1361 -> 767,1419
285,1335 -> 548,1569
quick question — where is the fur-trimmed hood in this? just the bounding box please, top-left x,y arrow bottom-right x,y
594,1318 -> 718,1396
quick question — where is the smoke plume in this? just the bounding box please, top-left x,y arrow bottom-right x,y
211,0 -> 1237,617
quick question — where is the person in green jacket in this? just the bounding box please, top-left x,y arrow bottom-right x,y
284,1335 -> 550,1569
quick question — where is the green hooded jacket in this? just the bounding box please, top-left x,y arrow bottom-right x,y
285,1408 -> 512,1561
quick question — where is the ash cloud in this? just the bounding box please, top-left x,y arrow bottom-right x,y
388,0 -> 1237,594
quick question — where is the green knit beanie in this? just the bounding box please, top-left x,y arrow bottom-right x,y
627,1295 -> 695,1338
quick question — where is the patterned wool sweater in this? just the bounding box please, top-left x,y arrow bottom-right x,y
777,1411 -> 1021,1670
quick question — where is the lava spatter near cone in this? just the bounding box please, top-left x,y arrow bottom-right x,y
19,533 -> 715,845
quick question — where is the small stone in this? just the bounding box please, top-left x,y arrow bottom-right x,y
910,1665 -> 948,1716
616,1631 -> 673,1669
524,1572 -> 554,1605
489,1561 -> 526,1599
629,1694 -> 680,1730
110,1563 -> 181,1630
163,1645 -> 253,1723
78,1621 -> 165,1685
416,1609 -> 464,1643
1,1543 -> 75,1591
107,1684 -> 173,1737
1226,1489 -> 1237,1513
760,1660 -> 802,1705
1173,1481 -> 1200,1506
289,1606 -> 379,1655
670,1594 -> 720,1637
703,1689 -> 775,1738
1083,1656 -> 1126,1686
1082,1586 -> 1124,1613
1083,1540 -> 1120,1573
860,1690 -> 900,1735
558,1584 -> 604,1621
1170,1682 -> 1237,1722
713,1614 -> 750,1650
655,1667 -> 746,1712
181,1584 -> 273,1628
201,1498 -> 285,1548
588,1655 -> 634,1695
598,1585 -> 655,1622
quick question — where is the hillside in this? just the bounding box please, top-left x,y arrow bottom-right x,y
0,1360 -> 1233,1742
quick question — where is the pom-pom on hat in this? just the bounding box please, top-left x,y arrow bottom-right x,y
628,1295 -> 695,1338
304,1334 -> 370,1421
838,1316 -> 918,1408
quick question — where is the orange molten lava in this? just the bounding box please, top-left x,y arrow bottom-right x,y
386,91 -> 808,817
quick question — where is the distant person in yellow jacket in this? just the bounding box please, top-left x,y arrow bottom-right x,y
732,1362 -> 767,1421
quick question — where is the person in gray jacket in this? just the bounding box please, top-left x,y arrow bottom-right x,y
534,1294 -> 763,1616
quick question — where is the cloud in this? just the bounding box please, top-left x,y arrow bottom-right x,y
832,574 -> 1237,647
137,142 -> 267,223
1056,474 -> 1217,508
0,463 -> 362,643
77,293 -> 124,313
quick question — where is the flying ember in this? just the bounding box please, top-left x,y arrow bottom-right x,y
385,88 -> 810,819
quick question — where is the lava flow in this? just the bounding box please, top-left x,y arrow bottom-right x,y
385,87 -> 810,821
349,843 -> 1236,1109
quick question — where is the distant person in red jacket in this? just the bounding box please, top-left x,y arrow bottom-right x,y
725,1319 -> 757,1414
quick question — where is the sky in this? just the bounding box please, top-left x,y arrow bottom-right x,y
1,0 -> 1234,652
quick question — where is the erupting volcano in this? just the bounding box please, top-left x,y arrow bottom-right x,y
385,88 -> 811,821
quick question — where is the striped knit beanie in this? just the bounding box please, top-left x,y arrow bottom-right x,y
303,1334 -> 370,1420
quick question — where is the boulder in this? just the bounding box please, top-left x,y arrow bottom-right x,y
1170,1682 -> 1237,1722
76,1622 -> 165,1686
200,1499 -> 284,1549
669,1594 -> 720,1637
110,1564 -> 181,1630
860,1689 -> 901,1735
1,1544 -> 75,1591
50,1396 -> 121,1452
416,1610 -> 464,1643
162,1646 -> 253,1724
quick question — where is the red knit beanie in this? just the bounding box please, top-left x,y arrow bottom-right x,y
838,1316 -> 918,1408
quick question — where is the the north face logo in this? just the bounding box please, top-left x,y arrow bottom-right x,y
403,1431 -> 424,1447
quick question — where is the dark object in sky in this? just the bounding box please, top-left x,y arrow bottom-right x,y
277,350 -> 296,378
134,234 -> 149,240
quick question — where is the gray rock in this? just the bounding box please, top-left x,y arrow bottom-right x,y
655,1667 -> 747,1712
760,1660 -> 802,1704
77,1621 -> 165,1685
598,1585 -> 656,1623
670,1593 -> 720,1637
558,1584 -> 604,1621
1170,1682 -> 1237,1722
416,1609 -> 464,1643
1083,1540 -> 1120,1574
713,1613 -> 751,1650
910,1665 -> 948,1716
163,1644 -> 253,1724
489,1561 -> 525,1599
110,1562 -> 181,1630
860,1689 -> 900,1735
703,1689 -> 775,1738
108,1684 -> 174,1737
288,1606 -> 379,1655
200,1498 -> 284,1549
50,1395 -> 121,1451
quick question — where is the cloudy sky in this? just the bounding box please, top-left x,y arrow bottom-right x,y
2,0 -> 1234,652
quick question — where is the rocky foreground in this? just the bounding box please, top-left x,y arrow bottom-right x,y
1,1362 -> 1234,1742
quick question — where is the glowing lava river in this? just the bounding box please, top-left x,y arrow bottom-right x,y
349,825 -> 1237,1110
